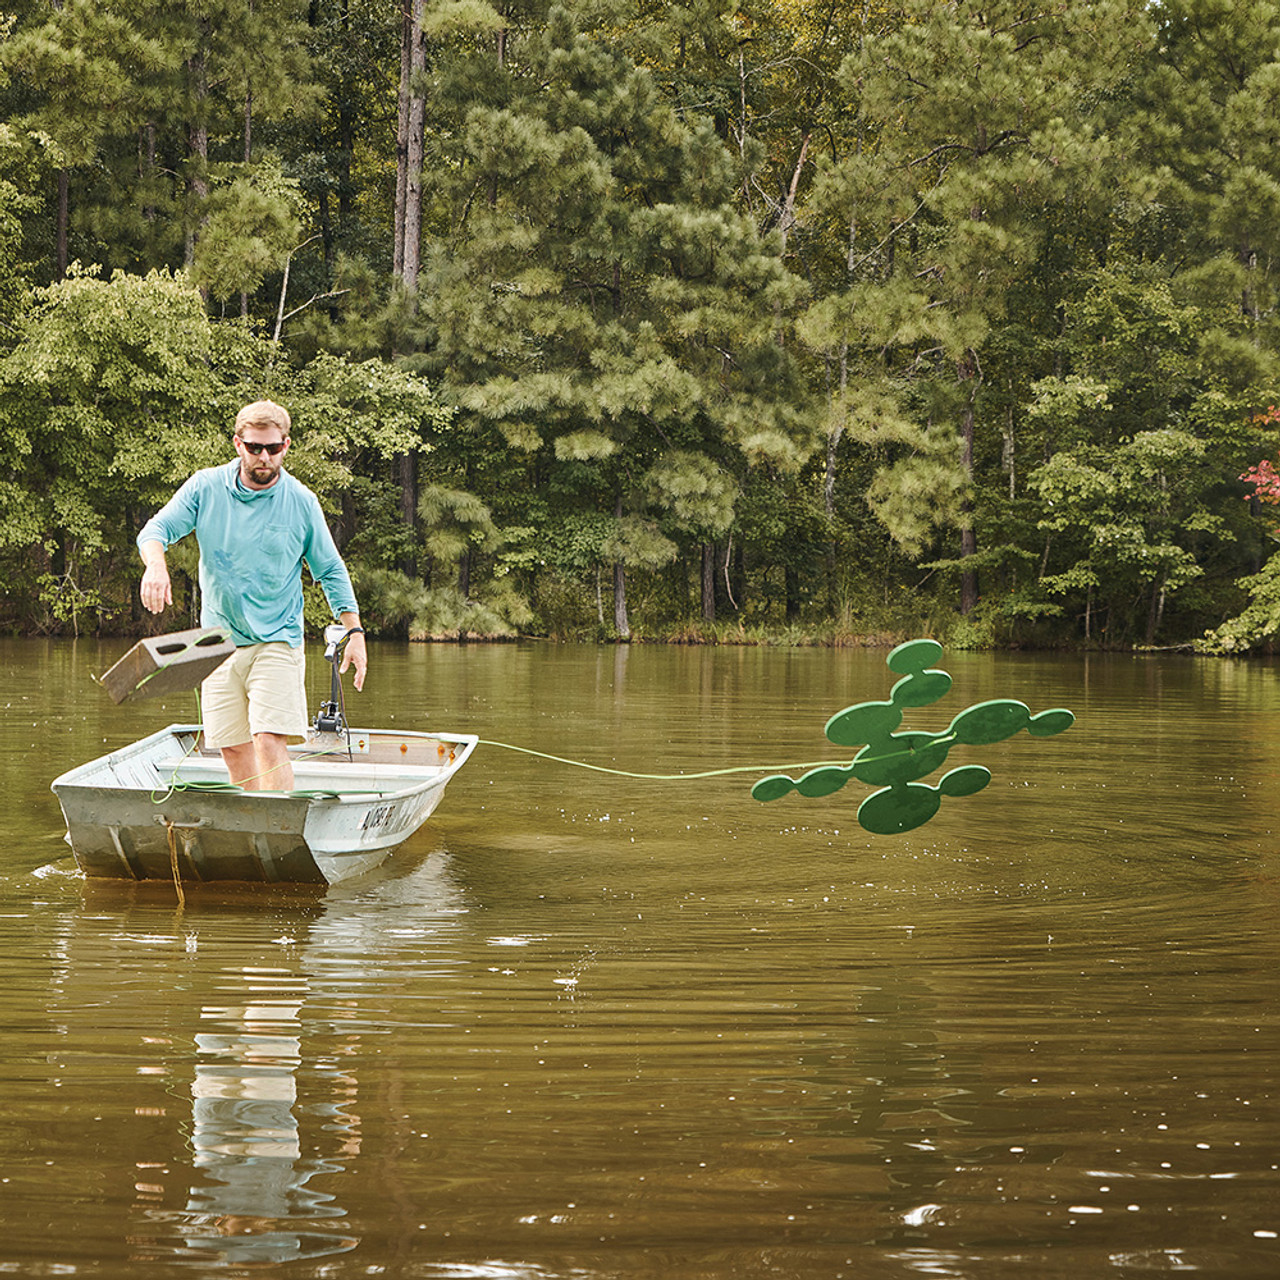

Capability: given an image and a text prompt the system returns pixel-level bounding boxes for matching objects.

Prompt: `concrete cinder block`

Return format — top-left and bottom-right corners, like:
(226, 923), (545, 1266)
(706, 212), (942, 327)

(99, 627), (234, 704)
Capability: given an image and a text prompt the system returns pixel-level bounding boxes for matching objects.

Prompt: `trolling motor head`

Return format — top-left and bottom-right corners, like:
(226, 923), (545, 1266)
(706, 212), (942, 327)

(313, 623), (351, 736)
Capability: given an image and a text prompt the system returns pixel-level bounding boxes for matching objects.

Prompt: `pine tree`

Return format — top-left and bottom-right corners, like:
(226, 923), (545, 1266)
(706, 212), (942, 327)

(799, 0), (1150, 615)
(414, 3), (818, 634)
(3, 0), (318, 303)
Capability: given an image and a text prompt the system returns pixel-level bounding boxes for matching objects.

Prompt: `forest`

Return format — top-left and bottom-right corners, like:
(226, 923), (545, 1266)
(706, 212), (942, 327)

(4, 0), (1280, 651)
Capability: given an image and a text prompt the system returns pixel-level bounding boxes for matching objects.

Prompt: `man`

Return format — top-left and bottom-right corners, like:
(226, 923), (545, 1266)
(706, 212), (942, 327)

(137, 399), (368, 790)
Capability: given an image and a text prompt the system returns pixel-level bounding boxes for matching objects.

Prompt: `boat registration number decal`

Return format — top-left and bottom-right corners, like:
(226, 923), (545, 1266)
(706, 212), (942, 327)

(361, 802), (399, 832)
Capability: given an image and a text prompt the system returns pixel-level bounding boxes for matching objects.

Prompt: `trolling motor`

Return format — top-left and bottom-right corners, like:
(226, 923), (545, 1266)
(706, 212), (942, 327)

(313, 623), (352, 739)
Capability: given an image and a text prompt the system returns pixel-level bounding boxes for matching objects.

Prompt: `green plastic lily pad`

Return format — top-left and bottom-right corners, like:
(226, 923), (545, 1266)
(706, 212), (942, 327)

(886, 638), (944, 675)
(857, 783), (941, 834)
(850, 732), (952, 786)
(948, 699), (1031, 745)
(1027, 708), (1075, 737)
(795, 765), (854, 798)
(936, 764), (991, 797)
(825, 699), (901, 747)
(749, 637), (1075, 834)
(890, 668), (952, 708)
(751, 774), (796, 803)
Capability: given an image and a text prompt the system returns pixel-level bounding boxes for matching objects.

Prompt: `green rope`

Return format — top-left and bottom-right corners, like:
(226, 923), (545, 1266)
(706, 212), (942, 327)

(150, 706), (943, 797)
(151, 737), (874, 797)
(473, 738), (934, 781)
(159, 779), (376, 799)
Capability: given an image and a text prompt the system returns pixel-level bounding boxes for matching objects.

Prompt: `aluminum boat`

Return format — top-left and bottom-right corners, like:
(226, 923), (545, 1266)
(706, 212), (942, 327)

(51, 724), (477, 885)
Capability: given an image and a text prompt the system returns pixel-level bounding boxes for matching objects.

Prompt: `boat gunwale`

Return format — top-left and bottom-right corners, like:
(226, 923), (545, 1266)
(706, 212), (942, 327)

(52, 724), (479, 801)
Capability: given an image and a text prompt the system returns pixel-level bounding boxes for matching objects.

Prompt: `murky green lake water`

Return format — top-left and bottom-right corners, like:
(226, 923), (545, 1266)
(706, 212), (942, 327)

(1, 638), (1278, 1277)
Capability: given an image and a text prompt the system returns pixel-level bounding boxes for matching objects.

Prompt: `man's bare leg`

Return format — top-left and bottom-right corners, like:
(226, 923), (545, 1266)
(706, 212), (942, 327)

(220, 733), (294, 790)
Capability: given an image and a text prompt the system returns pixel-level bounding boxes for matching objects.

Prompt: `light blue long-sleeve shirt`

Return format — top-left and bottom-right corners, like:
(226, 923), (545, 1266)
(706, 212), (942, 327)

(137, 460), (358, 647)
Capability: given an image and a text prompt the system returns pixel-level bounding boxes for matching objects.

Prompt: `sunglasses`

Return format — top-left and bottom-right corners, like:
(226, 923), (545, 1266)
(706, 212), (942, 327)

(236, 436), (286, 456)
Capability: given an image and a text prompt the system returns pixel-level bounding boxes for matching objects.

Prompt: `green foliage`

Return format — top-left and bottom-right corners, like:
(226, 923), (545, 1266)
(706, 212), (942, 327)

(865, 430), (971, 560)
(0, 266), (457, 632)
(10, 0), (1280, 648)
(418, 483), (501, 566)
(1027, 428), (1227, 642)
(190, 160), (304, 303)
(355, 568), (530, 640)
(417, 4), (820, 629)
(2, 0), (318, 295)
(601, 516), (677, 572)
(0, 118), (38, 331)
(1200, 554), (1280, 653)
(0, 266), (245, 517)
(642, 451), (736, 536)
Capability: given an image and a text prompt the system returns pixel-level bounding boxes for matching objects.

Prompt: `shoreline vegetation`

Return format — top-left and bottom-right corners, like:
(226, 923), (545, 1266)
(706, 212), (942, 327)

(11, 551), (1278, 656)
(398, 632), (1224, 652)
(8, 4), (1280, 658)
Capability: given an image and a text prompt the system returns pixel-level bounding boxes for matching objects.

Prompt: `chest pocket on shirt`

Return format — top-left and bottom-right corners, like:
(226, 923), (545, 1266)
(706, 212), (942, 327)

(259, 523), (302, 568)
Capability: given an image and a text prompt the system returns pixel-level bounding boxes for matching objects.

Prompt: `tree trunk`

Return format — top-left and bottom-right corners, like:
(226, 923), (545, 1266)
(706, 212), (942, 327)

(958, 350), (980, 615)
(1146, 577), (1165, 645)
(1241, 246), (1260, 322)
(776, 133), (810, 249)
(393, 2), (411, 278)
(785, 564), (801, 621)
(337, 0), (354, 227)
(1003, 397), (1016, 499)
(398, 451), (418, 578)
(244, 0), (255, 163)
(55, 169), (68, 279)
(959, 525), (978, 614)
(613, 562), (630, 639)
(51, 0), (69, 280)
(731, 539), (746, 615)
(824, 204), (855, 605)
(142, 123), (157, 223)
(721, 539), (740, 613)
(611, 494), (631, 638)
(402, 60), (425, 291)
(458, 547), (471, 598)
(391, 0), (426, 578)
(701, 542), (715, 622)
(185, 30), (210, 274)
(242, 76), (252, 323)
(394, 0), (425, 290)
(318, 189), (333, 270)
(339, 488), (356, 550)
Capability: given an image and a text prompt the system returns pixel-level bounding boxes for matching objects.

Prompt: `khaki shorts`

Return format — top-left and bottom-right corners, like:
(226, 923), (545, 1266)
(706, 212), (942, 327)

(201, 642), (307, 748)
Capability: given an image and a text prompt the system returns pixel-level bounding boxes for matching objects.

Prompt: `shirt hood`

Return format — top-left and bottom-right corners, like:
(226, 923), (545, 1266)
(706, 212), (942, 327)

(223, 457), (287, 503)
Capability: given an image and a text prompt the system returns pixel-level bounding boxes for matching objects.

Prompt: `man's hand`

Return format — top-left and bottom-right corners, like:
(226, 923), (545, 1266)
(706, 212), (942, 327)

(338, 615), (367, 691)
(139, 542), (172, 615)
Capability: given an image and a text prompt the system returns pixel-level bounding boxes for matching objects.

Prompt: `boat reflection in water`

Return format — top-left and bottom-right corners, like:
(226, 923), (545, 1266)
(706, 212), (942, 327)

(176, 975), (357, 1265)
(107, 850), (466, 1267)
(127, 958), (358, 1267)
(32, 849), (416, 1267)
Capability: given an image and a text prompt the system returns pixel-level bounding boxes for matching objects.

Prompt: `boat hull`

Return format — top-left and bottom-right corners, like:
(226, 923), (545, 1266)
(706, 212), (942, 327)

(51, 725), (477, 885)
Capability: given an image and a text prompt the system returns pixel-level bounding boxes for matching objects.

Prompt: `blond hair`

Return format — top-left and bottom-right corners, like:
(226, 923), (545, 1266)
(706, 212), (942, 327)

(234, 399), (291, 437)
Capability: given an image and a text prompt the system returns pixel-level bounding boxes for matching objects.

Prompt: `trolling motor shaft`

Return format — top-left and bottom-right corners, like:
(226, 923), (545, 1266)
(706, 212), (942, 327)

(313, 623), (351, 736)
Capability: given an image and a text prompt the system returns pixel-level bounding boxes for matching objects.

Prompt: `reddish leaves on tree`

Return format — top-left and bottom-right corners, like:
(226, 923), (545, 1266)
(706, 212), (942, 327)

(1241, 407), (1280, 504)
(1242, 457), (1280, 504)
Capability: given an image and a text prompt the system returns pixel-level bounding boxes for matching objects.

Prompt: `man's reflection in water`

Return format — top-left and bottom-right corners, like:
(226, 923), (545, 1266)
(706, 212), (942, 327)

(144, 969), (358, 1267)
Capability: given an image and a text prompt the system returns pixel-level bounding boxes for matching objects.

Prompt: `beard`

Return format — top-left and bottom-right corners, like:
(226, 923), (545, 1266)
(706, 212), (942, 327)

(242, 458), (279, 487)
